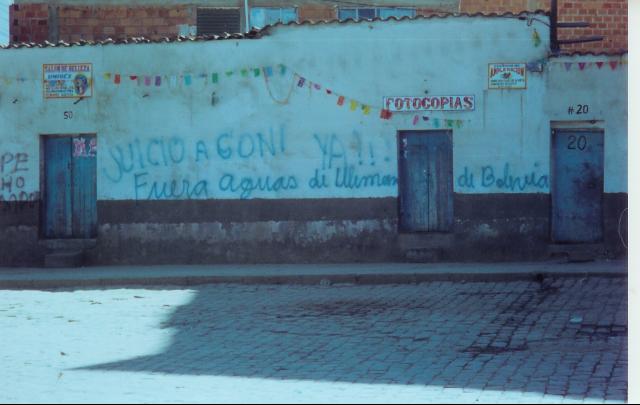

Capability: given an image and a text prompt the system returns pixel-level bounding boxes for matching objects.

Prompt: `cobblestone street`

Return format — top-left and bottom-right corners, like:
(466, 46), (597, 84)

(0, 277), (627, 403)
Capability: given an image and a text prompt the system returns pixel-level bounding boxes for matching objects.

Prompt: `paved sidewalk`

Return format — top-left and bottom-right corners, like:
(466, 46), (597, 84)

(0, 277), (628, 403)
(0, 259), (628, 289)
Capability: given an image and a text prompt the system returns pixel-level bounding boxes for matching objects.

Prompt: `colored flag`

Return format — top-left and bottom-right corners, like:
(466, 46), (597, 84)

(422, 116), (430, 122)
(103, 73), (112, 81)
(184, 74), (192, 86)
(446, 119), (453, 128)
(456, 120), (463, 128)
(211, 73), (219, 83)
(313, 83), (321, 90)
(596, 61), (604, 69)
(578, 62), (587, 70)
(144, 76), (152, 86)
(413, 115), (419, 125)
(433, 118), (440, 128)
(253, 68), (261, 77)
(337, 96), (345, 106)
(564, 62), (572, 71)
(297, 77), (306, 87)
(155, 76), (162, 86)
(264, 66), (273, 77)
(380, 109), (392, 120)
(114, 74), (121, 84)
(129, 75), (138, 81)
(241, 69), (249, 77)
(362, 105), (371, 115)
(349, 100), (358, 111)
(609, 61), (618, 70)
(279, 64), (287, 75)
(169, 75), (178, 88)
(326, 89), (332, 95)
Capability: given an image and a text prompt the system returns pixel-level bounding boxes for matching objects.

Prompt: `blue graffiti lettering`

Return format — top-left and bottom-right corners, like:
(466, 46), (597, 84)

(219, 173), (298, 199)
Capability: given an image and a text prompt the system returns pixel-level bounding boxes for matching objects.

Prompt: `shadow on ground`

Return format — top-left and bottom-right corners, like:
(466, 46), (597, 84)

(79, 278), (628, 401)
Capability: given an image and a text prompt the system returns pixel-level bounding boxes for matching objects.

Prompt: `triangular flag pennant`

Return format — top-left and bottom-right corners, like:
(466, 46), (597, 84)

(380, 109), (392, 120)
(211, 73), (219, 84)
(433, 118), (440, 128)
(413, 115), (419, 125)
(596, 61), (604, 69)
(155, 76), (162, 86)
(170, 75), (178, 88)
(422, 116), (430, 122)
(279, 64), (287, 75)
(313, 83), (321, 90)
(240, 69), (249, 78)
(337, 96), (345, 106)
(144, 76), (152, 86)
(225, 71), (234, 77)
(184, 74), (192, 86)
(564, 62), (572, 71)
(326, 89), (332, 95)
(349, 100), (358, 111)
(264, 67), (273, 77)
(114, 74), (121, 85)
(297, 77), (306, 87)
(446, 119), (453, 128)
(362, 105), (371, 115)
(253, 68), (261, 77)
(103, 73), (112, 81)
(609, 61), (618, 70)
(456, 120), (463, 128)
(129, 75), (138, 81)
(578, 62), (587, 71)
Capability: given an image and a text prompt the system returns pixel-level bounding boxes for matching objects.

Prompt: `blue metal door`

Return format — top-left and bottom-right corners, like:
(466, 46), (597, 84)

(44, 137), (73, 238)
(552, 129), (604, 242)
(44, 135), (97, 239)
(71, 136), (97, 238)
(399, 131), (453, 232)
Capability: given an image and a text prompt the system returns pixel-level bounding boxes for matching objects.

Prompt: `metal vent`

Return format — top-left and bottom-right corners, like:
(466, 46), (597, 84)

(197, 8), (241, 35)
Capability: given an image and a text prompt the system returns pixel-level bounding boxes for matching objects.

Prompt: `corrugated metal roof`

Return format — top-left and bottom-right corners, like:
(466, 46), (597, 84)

(2, 10), (549, 50)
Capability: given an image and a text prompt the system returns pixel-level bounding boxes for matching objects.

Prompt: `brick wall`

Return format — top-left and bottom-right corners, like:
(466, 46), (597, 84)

(460, 0), (627, 53)
(10, 3), (195, 43)
(9, 1), (627, 53)
(10, 3), (49, 44)
(298, 4), (337, 21)
(555, 0), (627, 53)
(56, 5), (194, 42)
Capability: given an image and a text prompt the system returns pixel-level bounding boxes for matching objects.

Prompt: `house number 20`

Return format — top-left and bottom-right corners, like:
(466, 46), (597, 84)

(568, 135), (587, 151)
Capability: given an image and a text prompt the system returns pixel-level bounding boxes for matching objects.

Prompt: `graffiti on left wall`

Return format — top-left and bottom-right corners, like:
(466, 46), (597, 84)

(0, 152), (39, 212)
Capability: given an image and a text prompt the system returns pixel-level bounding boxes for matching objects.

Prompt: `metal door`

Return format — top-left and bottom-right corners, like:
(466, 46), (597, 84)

(398, 130), (453, 232)
(552, 129), (604, 242)
(43, 135), (97, 238)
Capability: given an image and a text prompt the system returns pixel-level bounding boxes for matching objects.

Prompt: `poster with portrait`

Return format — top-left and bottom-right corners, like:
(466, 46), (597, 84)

(43, 63), (93, 98)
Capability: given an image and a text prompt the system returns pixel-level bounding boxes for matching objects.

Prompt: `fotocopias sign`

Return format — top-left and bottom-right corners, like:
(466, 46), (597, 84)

(383, 95), (475, 112)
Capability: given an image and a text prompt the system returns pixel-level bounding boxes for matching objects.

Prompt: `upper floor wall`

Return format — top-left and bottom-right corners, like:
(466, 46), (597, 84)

(7, 0), (627, 54)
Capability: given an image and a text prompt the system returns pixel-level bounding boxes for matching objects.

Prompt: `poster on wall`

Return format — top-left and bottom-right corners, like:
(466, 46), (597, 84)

(488, 63), (526, 89)
(383, 96), (475, 112)
(43, 63), (93, 99)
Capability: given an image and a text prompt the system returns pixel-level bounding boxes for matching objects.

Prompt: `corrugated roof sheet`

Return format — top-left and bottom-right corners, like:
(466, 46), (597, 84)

(2, 10), (549, 50)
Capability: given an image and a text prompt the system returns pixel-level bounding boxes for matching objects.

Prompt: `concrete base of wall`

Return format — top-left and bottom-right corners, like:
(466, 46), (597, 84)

(0, 194), (628, 267)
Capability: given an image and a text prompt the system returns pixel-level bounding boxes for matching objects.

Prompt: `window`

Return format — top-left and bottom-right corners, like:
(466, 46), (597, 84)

(197, 8), (241, 35)
(338, 7), (416, 21)
(249, 7), (297, 29)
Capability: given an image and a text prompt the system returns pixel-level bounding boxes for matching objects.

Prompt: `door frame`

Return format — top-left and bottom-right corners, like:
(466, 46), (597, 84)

(549, 125), (605, 243)
(396, 129), (454, 233)
(39, 133), (97, 239)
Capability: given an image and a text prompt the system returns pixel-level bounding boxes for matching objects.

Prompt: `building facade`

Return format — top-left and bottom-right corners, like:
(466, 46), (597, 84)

(8, 0), (628, 54)
(0, 12), (628, 266)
